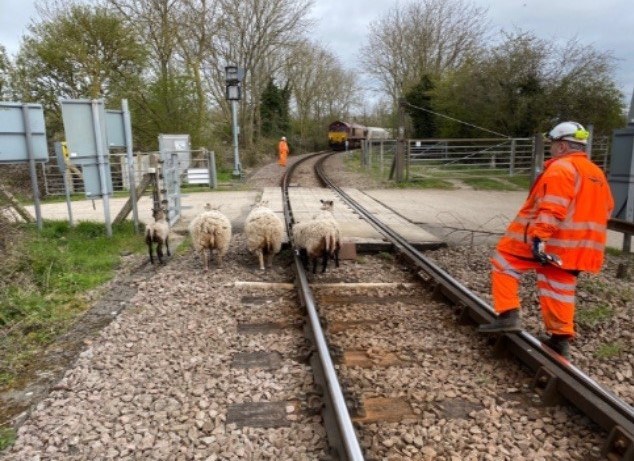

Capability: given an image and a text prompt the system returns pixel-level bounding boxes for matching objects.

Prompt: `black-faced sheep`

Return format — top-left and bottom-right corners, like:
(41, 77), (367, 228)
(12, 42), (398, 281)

(244, 201), (284, 271)
(292, 218), (340, 274)
(188, 205), (232, 272)
(145, 208), (171, 265)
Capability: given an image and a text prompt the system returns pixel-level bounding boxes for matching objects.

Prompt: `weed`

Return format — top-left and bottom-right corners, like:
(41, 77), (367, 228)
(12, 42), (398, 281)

(595, 341), (622, 359)
(0, 220), (145, 388)
(576, 304), (614, 328)
(0, 427), (16, 451)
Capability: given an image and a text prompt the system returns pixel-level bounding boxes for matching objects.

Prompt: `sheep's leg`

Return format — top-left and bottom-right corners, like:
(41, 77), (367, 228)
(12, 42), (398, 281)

(256, 249), (265, 271)
(334, 246), (340, 268)
(165, 237), (171, 257)
(266, 253), (273, 269)
(148, 243), (154, 265)
(157, 241), (164, 264)
(202, 249), (209, 272)
(321, 250), (328, 273)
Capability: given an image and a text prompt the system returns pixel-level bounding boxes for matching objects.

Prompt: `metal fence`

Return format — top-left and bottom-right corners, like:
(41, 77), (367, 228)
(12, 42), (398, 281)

(361, 135), (612, 183)
(41, 149), (217, 196)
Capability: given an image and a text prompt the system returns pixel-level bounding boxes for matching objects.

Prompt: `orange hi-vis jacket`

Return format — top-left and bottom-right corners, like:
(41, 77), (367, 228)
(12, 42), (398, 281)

(497, 151), (614, 273)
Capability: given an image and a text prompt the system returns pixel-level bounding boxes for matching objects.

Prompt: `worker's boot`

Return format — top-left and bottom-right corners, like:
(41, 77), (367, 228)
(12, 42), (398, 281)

(539, 334), (571, 360)
(478, 308), (521, 333)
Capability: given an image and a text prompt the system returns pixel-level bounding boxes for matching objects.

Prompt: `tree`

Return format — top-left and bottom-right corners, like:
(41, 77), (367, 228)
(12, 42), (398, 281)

(360, 0), (488, 105)
(432, 31), (625, 138)
(0, 45), (13, 100)
(213, 0), (312, 146)
(404, 74), (436, 137)
(260, 79), (290, 137)
(12, 4), (147, 139)
(284, 40), (359, 150)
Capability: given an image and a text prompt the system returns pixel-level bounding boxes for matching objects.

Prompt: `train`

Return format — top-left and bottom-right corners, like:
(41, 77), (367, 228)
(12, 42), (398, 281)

(328, 121), (390, 151)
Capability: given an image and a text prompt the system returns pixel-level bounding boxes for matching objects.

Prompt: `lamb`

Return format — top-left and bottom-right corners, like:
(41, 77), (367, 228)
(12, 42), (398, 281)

(292, 217), (341, 274)
(244, 200), (284, 271)
(145, 208), (171, 265)
(188, 204), (232, 272)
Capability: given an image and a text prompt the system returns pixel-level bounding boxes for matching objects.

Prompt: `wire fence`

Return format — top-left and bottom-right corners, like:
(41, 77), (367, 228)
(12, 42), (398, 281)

(40, 149), (217, 196)
(360, 135), (612, 185)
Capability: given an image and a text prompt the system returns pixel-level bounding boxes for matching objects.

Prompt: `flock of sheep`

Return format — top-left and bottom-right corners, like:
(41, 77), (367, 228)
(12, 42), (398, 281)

(145, 199), (341, 273)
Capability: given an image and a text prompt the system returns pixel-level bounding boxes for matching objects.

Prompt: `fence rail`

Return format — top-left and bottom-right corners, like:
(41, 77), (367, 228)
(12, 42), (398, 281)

(361, 135), (612, 184)
(41, 149), (217, 196)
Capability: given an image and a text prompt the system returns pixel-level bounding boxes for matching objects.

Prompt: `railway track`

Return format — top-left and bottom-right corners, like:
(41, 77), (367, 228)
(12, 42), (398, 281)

(285, 152), (634, 460)
(4, 151), (632, 460)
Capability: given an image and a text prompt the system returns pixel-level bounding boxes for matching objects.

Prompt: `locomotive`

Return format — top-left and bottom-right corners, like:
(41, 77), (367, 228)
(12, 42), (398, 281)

(328, 120), (389, 151)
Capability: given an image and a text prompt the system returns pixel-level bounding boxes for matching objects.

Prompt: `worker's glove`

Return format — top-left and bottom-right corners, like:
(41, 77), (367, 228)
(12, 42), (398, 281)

(532, 237), (549, 265)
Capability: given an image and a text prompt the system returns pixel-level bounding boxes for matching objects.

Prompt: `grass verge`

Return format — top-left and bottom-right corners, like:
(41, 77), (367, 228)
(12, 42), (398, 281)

(0, 220), (145, 389)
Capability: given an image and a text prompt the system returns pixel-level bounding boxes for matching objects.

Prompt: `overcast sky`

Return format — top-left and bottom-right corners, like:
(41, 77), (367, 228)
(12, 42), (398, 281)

(2, 0), (633, 108)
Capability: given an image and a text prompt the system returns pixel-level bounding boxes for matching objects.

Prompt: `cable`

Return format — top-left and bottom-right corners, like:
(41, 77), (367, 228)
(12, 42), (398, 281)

(401, 100), (511, 139)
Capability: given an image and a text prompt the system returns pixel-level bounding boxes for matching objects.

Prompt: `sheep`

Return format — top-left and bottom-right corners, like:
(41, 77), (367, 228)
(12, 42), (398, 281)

(292, 218), (341, 274)
(145, 208), (171, 265)
(309, 198), (341, 268)
(244, 200), (284, 271)
(188, 204), (232, 272)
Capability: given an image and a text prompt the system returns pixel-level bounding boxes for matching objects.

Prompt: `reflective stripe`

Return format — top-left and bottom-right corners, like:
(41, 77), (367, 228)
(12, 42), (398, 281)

(502, 231), (526, 244)
(539, 288), (575, 303)
(558, 160), (577, 175)
(542, 194), (570, 207)
(558, 221), (607, 232)
(548, 239), (606, 251)
(537, 274), (577, 291)
(535, 214), (560, 225)
(492, 251), (521, 279)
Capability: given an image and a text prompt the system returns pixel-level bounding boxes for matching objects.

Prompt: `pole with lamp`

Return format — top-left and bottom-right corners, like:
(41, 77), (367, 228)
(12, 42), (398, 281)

(225, 66), (245, 178)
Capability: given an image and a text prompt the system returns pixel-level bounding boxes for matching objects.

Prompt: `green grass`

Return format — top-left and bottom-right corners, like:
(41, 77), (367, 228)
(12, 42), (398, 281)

(576, 304), (614, 328)
(504, 175), (531, 189)
(461, 177), (521, 191)
(0, 220), (145, 388)
(398, 178), (456, 189)
(595, 341), (623, 359)
(0, 428), (16, 451)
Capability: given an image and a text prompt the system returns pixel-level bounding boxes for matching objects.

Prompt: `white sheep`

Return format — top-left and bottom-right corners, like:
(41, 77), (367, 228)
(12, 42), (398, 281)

(145, 208), (171, 265)
(244, 200), (284, 271)
(292, 218), (340, 274)
(188, 204), (232, 272)
(311, 198), (341, 268)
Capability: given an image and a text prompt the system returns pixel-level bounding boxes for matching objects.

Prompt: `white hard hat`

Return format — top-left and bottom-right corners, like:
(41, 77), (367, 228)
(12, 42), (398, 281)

(281, 136), (286, 141)
(546, 121), (589, 145)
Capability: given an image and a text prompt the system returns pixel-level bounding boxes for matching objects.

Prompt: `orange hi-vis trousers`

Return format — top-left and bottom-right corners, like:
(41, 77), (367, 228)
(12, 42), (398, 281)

(491, 250), (578, 336)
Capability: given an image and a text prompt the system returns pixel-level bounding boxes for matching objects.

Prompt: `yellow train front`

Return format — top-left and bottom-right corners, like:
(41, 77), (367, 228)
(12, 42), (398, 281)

(328, 121), (367, 151)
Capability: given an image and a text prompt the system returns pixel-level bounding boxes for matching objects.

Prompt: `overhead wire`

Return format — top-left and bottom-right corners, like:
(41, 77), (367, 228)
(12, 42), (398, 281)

(401, 100), (511, 139)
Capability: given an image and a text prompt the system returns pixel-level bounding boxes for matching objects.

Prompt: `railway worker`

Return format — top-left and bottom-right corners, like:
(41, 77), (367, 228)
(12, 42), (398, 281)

(478, 121), (614, 359)
(278, 136), (289, 167)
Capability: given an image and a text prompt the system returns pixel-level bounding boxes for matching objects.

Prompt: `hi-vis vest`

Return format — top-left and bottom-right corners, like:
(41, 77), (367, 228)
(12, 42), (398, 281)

(497, 151), (614, 273)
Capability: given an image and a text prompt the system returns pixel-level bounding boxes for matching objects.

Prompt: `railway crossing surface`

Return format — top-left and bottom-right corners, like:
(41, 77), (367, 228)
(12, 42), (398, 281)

(25, 188), (631, 251)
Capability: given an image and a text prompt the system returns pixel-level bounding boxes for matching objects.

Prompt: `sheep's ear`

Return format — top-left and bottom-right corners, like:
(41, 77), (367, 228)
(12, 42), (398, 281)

(320, 199), (324, 204)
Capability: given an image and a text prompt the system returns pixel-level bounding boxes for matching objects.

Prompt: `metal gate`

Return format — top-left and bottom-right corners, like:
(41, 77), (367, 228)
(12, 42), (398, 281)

(159, 151), (182, 226)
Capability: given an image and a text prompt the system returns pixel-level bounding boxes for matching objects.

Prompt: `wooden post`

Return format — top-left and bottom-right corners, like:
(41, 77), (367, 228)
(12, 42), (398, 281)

(531, 134), (544, 185)
(0, 184), (35, 223)
(113, 173), (153, 225)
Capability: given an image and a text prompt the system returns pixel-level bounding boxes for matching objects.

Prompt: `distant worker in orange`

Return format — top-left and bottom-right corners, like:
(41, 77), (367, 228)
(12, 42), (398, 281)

(278, 136), (289, 167)
(478, 121), (614, 359)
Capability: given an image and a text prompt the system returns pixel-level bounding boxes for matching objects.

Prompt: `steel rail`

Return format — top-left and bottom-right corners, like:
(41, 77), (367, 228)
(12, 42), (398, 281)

(315, 152), (634, 460)
(281, 152), (364, 461)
